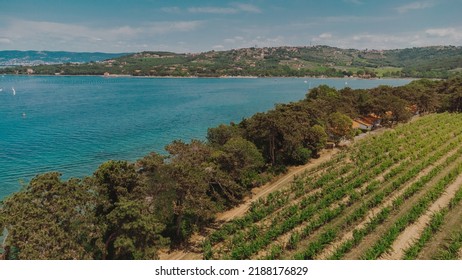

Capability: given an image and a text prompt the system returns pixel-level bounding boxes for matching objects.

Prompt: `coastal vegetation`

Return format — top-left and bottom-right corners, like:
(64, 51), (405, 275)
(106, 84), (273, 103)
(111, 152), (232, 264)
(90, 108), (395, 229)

(3, 45), (462, 78)
(1, 76), (462, 259)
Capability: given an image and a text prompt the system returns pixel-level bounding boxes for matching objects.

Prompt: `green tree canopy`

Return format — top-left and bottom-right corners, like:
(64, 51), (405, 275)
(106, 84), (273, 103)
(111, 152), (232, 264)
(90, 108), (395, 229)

(93, 160), (167, 259)
(215, 136), (264, 188)
(0, 173), (99, 260)
(327, 112), (354, 144)
(207, 123), (241, 146)
(165, 140), (217, 240)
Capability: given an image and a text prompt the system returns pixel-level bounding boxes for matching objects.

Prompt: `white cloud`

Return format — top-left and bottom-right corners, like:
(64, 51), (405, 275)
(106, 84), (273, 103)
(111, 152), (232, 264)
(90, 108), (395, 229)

(425, 27), (462, 38)
(0, 38), (12, 44)
(160, 21), (202, 33)
(161, 6), (181, 13)
(323, 15), (395, 24)
(396, 1), (435, 14)
(312, 33), (335, 44)
(250, 36), (285, 46)
(3, 20), (202, 40)
(289, 15), (396, 32)
(224, 36), (245, 44)
(212, 44), (225, 50)
(0, 19), (203, 52)
(232, 3), (262, 13)
(310, 27), (462, 50)
(222, 35), (286, 49)
(319, 33), (333, 39)
(188, 7), (237, 14)
(342, 33), (428, 49)
(343, 0), (363, 4)
(188, 3), (261, 14)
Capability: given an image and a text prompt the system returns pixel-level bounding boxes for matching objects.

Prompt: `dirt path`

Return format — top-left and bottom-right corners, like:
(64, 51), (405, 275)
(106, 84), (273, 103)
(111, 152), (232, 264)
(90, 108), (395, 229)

(159, 147), (340, 260)
(161, 251), (202, 260)
(158, 128), (399, 260)
(159, 249), (196, 260)
(217, 148), (340, 222)
(381, 172), (462, 259)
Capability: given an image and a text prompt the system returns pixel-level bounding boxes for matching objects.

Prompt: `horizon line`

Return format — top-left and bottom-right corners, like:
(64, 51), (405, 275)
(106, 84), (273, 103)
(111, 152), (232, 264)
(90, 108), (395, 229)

(1, 44), (462, 54)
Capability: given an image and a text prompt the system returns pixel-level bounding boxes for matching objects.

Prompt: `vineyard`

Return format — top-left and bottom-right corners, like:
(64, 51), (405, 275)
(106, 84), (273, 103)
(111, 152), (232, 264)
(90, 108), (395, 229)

(202, 113), (462, 260)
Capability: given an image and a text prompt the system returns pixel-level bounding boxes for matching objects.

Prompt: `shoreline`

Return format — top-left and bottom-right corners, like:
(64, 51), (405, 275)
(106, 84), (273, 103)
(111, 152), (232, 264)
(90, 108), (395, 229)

(0, 76), (415, 202)
(1, 73), (417, 81)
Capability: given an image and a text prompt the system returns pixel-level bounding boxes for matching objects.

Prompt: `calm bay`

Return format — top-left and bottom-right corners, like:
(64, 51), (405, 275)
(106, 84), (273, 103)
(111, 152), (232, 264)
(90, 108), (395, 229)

(0, 76), (412, 199)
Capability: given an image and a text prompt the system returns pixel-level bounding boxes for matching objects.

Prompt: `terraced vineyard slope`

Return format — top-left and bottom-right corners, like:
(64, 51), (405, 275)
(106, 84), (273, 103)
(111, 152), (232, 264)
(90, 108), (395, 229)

(203, 113), (462, 260)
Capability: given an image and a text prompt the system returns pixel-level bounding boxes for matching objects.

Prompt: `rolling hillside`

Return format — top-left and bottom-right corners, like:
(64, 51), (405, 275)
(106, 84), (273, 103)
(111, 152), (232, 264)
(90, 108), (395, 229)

(202, 113), (462, 260)
(3, 46), (462, 78)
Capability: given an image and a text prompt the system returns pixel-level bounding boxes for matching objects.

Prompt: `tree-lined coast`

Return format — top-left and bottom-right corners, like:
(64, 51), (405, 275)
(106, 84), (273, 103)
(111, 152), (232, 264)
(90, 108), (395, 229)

(3, 46), (462, 79)
(2, 76), (462, 259)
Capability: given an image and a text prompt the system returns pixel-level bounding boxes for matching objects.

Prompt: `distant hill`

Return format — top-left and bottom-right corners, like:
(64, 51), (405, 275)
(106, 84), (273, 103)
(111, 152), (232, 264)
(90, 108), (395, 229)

(0, 50), (130, 67)
(2, 46), (462, 78)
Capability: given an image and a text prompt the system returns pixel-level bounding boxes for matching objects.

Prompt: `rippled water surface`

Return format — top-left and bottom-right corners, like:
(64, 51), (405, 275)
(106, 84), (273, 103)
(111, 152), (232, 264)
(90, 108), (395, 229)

(0, 75), (412, 199)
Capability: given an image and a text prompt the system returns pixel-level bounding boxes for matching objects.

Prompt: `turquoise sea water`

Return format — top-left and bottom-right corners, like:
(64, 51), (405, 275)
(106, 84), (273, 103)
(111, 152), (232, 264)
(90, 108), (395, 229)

(0, 76), (412, 199)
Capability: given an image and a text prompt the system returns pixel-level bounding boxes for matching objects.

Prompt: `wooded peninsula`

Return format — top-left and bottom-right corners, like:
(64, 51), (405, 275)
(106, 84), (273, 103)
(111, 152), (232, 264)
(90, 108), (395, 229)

(3, 45), (462, 79)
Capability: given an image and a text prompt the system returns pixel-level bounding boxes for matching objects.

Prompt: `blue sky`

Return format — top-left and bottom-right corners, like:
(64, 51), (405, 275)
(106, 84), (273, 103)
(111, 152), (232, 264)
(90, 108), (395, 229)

(0, 0), (461, 52)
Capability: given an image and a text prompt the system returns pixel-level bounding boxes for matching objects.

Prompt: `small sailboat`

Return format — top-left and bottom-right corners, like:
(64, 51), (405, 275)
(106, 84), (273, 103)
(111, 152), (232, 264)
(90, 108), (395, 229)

(12, 87), (16, 95)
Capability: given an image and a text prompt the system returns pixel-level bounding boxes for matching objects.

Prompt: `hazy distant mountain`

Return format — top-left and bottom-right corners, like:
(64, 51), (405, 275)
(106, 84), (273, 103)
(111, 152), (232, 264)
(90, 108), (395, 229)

(0, 50), (130, 66)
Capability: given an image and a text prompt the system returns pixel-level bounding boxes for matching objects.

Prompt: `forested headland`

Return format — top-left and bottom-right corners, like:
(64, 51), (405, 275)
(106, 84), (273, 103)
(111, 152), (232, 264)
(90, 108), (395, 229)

(1, 76), (462, 259)
(3, 45), (462, 79)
